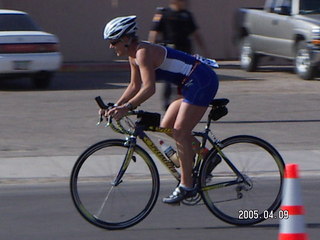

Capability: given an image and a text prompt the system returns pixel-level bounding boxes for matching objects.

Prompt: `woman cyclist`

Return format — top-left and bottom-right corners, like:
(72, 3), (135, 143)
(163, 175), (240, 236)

(102, 15), (219, 204)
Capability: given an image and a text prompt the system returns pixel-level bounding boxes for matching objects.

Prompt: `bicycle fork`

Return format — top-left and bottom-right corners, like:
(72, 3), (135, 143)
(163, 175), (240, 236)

(112, 136), (137, 186)
(94, 137), (137, 219)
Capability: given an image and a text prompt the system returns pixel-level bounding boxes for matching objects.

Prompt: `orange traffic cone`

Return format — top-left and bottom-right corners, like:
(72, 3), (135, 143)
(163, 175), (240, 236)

(278, 164), (309, 240)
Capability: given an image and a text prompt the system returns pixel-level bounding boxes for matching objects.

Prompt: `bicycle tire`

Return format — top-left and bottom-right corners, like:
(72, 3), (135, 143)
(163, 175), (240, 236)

(200, 135), (284, 226)
(70, 139), (160, 230)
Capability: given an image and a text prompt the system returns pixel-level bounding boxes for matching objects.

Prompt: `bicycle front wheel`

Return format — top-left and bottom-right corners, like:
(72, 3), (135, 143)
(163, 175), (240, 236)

(200, 135), (284, 225)
(70, 139), (160, 230)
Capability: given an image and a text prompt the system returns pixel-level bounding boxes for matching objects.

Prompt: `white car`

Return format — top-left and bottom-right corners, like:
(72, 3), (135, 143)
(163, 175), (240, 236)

(0, 9), (62, 88)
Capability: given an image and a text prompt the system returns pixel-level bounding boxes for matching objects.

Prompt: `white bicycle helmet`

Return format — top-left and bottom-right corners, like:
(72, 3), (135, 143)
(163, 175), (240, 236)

(103, 15), (138, 40)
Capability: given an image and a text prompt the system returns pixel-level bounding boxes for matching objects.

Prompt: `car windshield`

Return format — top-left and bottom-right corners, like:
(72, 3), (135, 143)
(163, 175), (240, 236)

(300, 0), (320, 14)
(0, 13), (41, 31)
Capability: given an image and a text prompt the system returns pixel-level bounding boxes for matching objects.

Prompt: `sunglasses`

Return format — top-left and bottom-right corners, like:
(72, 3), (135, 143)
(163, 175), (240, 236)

(110, 39), (121, 46)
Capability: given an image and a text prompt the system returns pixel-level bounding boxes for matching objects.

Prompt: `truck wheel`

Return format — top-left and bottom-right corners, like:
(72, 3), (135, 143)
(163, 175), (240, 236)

(295, 41), (316, 80)
(240, 36), (259, 72)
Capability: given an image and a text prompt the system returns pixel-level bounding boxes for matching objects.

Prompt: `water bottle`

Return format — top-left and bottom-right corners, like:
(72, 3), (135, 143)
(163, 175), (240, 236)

(159, 140), (180, 168)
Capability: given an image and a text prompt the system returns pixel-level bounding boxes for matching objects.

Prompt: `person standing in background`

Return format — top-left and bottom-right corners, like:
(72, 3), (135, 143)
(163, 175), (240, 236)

(149, 0), (209, 110)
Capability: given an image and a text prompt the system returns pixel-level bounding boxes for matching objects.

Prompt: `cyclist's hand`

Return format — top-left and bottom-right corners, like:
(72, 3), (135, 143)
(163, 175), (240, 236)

(99, 109), (106, 116)
(107, 105), (129, 121)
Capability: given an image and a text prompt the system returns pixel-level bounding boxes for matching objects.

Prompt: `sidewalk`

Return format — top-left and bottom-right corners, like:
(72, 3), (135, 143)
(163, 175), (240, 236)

(0, 150), (319, 182)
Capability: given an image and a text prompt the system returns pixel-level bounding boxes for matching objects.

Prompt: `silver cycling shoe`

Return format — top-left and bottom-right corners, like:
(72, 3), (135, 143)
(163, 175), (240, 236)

(163, 186), (197, 204)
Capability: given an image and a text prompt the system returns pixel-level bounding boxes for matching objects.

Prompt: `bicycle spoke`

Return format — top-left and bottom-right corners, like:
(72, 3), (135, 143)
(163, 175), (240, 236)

(70, 140), (159, 230)
(94, 185), (115, 218)
(200, 135), (284, 226)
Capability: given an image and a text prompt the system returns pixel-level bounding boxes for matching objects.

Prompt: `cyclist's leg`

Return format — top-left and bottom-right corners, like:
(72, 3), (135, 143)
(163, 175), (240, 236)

(161, 97), (202, 156)
(162, 102), (207, 204)
(160, 97), (182, 129)
(173, 101), (207, 188)
(162, 65), (218, 203)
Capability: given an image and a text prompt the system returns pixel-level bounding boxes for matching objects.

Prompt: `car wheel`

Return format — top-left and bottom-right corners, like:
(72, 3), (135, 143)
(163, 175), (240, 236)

(240, 36), (259, 72)
(295, 41), (317, 80)
(32, 71), (52, 89)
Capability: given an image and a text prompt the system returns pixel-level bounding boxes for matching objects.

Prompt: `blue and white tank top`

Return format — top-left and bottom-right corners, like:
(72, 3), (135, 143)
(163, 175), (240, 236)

(155, 46), (197, 85)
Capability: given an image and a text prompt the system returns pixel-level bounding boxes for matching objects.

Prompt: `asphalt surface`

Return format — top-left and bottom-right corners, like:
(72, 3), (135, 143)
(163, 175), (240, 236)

(0, 60), (319, 239)
(0, 179), (319, 240)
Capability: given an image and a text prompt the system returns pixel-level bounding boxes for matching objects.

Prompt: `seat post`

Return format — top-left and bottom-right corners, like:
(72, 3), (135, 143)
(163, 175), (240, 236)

(205, 108), (212, 131)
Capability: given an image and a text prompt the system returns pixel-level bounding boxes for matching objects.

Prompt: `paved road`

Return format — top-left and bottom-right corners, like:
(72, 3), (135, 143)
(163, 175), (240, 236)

(0, 61), (319, 239)
(0, 179), (319, 240)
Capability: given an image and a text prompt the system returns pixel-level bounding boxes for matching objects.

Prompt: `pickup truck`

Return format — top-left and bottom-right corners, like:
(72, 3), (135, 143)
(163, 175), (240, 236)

(235, 0), (320, 80)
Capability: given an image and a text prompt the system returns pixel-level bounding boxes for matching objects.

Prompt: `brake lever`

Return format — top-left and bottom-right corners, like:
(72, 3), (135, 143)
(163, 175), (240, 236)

(97, 114), (104, 126)
(106, 115), (112, 127)
(95, 96), (115, 126)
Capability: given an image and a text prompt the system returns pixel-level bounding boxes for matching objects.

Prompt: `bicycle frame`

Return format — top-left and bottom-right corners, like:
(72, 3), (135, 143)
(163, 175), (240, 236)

(130, 126), (181, 180)
(110, 113), (251, 191)
(95, 95), (251, 191)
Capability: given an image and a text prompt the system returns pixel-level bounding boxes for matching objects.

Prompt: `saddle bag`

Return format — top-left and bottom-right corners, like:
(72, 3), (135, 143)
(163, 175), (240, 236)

(209, 106), (228, 121)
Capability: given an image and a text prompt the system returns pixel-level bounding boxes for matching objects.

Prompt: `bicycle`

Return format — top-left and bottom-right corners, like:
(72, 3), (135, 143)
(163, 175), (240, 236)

(70, 96), (285, 230)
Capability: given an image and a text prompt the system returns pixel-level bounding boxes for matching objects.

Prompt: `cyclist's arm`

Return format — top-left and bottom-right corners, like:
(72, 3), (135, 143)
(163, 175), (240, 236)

(107, 60), (144, 120)
(126, 47), (156, 108)
(115, 58), (142, 106)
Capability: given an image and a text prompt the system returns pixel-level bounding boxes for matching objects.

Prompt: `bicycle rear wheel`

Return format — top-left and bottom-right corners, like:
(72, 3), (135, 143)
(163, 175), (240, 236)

(200, 135), (284, 225)
(70, 139), (160, 230)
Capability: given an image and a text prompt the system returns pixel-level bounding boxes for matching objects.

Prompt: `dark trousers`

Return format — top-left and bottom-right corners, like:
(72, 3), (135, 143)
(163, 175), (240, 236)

(162, 82), (172, 110)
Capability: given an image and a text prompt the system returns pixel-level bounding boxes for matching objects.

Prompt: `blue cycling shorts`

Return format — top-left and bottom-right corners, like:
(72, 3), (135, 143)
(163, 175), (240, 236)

(181, 63), (219, 107)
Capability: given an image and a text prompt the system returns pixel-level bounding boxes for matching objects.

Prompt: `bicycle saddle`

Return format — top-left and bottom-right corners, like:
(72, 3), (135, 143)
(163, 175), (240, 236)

(210, 98), (229, 107)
